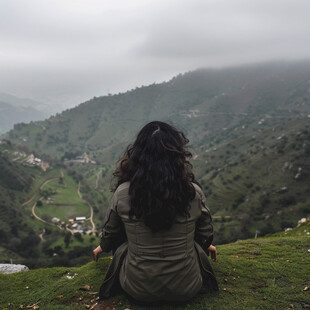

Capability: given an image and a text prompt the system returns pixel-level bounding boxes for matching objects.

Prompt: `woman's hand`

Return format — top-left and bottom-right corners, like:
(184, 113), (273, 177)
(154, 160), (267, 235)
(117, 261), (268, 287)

(93, 245), (103, 262)
(206, 245), (217, 261)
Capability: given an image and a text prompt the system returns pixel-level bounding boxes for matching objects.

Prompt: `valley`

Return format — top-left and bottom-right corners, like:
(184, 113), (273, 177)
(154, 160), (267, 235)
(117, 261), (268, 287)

(1, 61), (310, 268)
(0, 141), (102, 268)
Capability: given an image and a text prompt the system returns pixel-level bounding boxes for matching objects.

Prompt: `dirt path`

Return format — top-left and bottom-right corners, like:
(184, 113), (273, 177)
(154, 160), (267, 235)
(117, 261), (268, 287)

(39, 229), (46, 241)
(31, 173), (93, 235)
(39, 177), (59, 190)
(60, 168), (67, 187)
(79, 181), (96, 234)
(95, 170), (101, 189)
(22, 193), (37, 206)
(31, 199), (48, 224)
(77, 182), (82, 199)
(30, 171), (64, 227)
(23, 176), (59, 206)
(87, 203), (96, 234)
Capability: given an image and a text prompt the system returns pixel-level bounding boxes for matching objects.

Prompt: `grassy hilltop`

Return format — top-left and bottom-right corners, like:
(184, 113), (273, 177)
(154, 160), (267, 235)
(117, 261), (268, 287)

(0, 220), (309, 310)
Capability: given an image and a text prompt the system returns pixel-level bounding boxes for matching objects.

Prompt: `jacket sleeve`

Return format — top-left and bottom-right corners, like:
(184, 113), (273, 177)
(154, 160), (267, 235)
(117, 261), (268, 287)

(194, 188), (214, 251)
(99, 191), (126, 253)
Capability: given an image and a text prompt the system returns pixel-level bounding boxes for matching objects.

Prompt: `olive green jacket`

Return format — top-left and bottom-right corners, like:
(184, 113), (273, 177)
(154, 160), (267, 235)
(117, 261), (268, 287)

(99, 182), (218, 302)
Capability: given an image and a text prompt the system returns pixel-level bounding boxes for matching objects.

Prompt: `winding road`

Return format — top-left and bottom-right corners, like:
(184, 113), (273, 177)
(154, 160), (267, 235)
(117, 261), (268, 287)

(31, 199), (47, 224)
(31, 176), (62, 223)
(87, 203), (96, 234)
(26, 172), (96, 236)
(22, 193), (37, 207)
(77, 181), (82, 199)
(78, 181), (96, 234)
(95, 170), (101, 189)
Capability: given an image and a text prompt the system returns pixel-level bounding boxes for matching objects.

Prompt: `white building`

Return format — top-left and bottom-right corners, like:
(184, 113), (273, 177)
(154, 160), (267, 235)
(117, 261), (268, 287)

(76, 217), (86, 221)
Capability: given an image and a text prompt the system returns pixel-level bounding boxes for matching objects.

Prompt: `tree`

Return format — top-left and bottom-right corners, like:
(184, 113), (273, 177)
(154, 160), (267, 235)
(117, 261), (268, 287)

(64, 232), (72, 248)
(74, 232), (83, 242)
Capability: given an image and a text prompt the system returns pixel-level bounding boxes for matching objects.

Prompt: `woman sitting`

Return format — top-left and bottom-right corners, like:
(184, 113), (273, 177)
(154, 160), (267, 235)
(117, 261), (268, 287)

(93, 121), (218, 303)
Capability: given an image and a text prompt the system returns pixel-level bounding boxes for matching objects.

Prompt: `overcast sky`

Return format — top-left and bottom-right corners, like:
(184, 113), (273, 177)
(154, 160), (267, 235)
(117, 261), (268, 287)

(1, 0), (310, 109)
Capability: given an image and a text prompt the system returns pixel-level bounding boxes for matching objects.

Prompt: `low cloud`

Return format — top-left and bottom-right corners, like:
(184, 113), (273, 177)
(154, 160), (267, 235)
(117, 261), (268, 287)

(1, 0), (310, 107)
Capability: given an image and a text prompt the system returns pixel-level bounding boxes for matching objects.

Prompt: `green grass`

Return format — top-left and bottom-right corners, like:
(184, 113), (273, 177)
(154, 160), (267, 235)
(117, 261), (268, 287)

(35, 172), (90, 222)
(49, 234), (100, 253)
(1, 221), (309, 310)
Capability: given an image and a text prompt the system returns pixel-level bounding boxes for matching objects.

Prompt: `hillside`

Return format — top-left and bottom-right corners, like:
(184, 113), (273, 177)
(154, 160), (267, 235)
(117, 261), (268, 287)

(0, 101), (46, 135)
(78, 116), (310, 245)
(0, 141), (103, 268)
(0, 219), (309, 310)
(4, 61), (310, 162)
(193, 116), (310, 244)
(0, 92), (51, 134)
(2, 60), (310, 246)
(0, 92), (66, 134)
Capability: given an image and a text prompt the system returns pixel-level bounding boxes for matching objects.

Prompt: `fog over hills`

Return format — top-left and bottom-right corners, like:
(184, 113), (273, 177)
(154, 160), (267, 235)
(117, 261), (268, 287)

(5, 61), (310, 161)
(0, 93), (64, 134)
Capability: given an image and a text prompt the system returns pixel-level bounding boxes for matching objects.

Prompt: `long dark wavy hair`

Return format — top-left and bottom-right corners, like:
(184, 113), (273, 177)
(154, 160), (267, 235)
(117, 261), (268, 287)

(113, 121), (197, 232)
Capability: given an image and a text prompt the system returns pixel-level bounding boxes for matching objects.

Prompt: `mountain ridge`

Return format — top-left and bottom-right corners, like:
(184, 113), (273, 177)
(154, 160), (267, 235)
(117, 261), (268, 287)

(4, 60), (310, 161)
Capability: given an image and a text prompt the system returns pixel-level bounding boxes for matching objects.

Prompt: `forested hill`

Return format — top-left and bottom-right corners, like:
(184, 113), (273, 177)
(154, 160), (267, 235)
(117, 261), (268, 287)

(4, 60), (310, 163)
(2, 60), (310, 247)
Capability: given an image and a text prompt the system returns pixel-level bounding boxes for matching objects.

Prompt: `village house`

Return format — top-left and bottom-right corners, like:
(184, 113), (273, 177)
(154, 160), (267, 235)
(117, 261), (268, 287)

(25, 154), (42, 166)
(76, 216), (86, 222)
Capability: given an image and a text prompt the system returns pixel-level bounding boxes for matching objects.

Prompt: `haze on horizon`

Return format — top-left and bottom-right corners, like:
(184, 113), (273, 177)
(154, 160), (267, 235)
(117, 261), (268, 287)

(1, 0), (310, 109)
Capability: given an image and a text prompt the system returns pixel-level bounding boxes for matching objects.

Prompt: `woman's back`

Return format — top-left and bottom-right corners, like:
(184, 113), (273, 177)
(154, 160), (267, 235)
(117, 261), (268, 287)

(102, 181), (213, 302)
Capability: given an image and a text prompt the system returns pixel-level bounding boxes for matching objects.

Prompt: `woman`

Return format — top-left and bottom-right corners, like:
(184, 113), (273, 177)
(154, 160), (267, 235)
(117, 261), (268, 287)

(93, 121), (218, 303)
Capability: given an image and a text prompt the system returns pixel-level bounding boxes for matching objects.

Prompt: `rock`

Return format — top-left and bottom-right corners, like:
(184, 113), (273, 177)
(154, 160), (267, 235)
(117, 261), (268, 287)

(0, 264), (29, 274)
(298, 218), (307, 226)
(276, 186), (288, 193)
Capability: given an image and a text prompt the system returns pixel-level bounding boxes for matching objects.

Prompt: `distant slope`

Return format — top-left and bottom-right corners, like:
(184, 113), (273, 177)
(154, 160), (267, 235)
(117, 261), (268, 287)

(193, 117), (310, 244)
(0, 219), (309, 310)
(0, 101), (45, 134)
(0, 93), (45, 109)
(3, 60), (310, 246)
(4, 60), (310, 161)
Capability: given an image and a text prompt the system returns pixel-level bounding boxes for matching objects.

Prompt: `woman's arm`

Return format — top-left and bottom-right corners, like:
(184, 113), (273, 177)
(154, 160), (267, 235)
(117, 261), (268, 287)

(93, 190), (126, 261)
(93, 245), (102, 262)
(195, 188), (217, 261)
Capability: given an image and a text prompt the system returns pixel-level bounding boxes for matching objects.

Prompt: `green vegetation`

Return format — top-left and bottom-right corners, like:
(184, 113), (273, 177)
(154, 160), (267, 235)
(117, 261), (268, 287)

(5, 61), (310, 163)
(1, 60), (310, 267)
(48, 234), (99, 253)
(35, 172), (90, 222)
(0, 221), (309, 310)
(0, 142), (104, 268)
(0, 62), (310, 254)
(194, 117), (310, 244)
